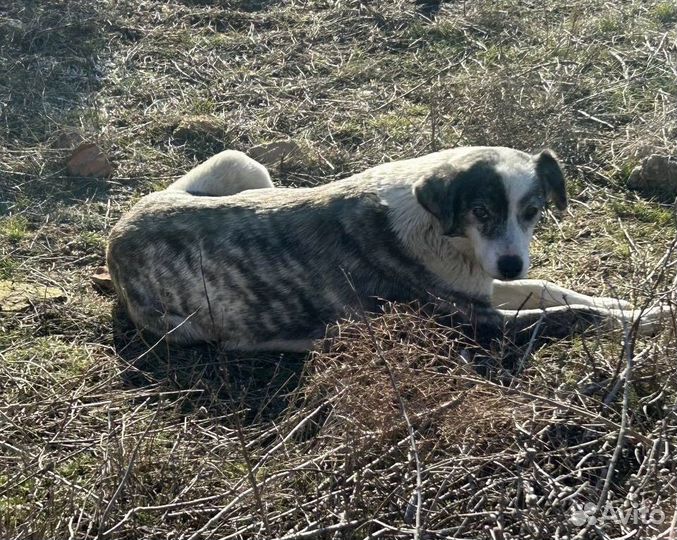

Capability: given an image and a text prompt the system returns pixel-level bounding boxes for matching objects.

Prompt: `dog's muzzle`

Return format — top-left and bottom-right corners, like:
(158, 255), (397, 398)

(497, 255), (523, 280)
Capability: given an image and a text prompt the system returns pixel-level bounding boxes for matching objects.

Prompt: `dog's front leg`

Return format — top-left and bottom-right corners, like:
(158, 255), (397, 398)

(492, 279), (633, 311)
(497, 303), (668, 348)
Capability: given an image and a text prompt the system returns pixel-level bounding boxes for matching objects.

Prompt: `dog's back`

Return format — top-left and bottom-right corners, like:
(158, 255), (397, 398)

(107, 178), (450, 347)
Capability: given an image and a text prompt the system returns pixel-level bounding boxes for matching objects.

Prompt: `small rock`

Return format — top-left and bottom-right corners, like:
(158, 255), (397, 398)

(66, 142), (113, 179)
(0, 281), (65, 312)
(248, 140), (303, 167)
(173, 115), (225, 140)
(627, 154), (677, 201)
(91, 266), (114, 294)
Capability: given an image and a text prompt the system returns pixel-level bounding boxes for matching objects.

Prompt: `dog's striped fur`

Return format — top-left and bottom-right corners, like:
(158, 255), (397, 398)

(107, 148), (666, 352)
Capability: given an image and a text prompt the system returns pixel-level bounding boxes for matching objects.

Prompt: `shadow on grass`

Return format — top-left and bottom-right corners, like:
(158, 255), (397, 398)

(175, 0), (278, 11)
(111, 304), (309, 424)
(0, 1), (114, 211)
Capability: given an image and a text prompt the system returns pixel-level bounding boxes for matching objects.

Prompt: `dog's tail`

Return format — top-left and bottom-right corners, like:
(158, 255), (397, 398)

(166, 150), (273, 196)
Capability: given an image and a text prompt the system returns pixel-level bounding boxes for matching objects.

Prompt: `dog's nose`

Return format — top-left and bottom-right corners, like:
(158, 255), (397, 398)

(497, 255), (523, 280)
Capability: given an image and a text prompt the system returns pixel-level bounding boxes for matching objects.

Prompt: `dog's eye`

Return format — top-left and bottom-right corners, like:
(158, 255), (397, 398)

(523, 206), (540, 221)
(472, 206), (490, 221)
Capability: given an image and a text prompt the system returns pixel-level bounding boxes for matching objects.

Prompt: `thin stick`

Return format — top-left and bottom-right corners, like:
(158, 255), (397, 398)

(98, 400), (158, 537)
(597, 318), (633, 510)
(233, 411), (271, 534)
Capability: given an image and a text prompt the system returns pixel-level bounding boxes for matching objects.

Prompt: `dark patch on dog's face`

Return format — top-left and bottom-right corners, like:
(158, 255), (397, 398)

(414, 160), (509, 238)
(453, 162), (509, 238)
(516, 184), (546, 230)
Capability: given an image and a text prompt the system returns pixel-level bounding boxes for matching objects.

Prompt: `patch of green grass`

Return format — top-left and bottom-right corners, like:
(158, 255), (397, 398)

(652, 1), (677, 24)
(481, 43), (520, 65)
(597, 14), (623, 33)
(4, 336), (95, 381)
(190, 97), (216, 115)
(332, 119), (366, 148)
(610, 199), (674, 227)
(369, 104), (428, 141)
(615, 158), (640, 184)
(0, 215), (29, 242)
(58, 454), (98, 481)
(586, 224), (635, 260)
(406, 19), (467, 47)
(558, 339), (593, 385)
(77, 231), (107, 251)
(332, 53), (385, 86)
(0, 256), (20, 279)
(606, 72), (677, 116)
(370, 113), (412, 134)
(0, 475), (34, 529)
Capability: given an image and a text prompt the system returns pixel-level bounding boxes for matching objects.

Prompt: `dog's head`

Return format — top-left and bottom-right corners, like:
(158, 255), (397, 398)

(413, 147), (566, 281)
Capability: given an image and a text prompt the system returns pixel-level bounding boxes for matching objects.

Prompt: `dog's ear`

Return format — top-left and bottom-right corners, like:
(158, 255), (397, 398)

(413, 174), (460, 235)
(535, 149), (567, 211)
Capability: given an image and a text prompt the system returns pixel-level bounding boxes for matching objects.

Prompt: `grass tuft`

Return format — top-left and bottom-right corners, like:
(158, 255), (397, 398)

(0, 216), (30, 242)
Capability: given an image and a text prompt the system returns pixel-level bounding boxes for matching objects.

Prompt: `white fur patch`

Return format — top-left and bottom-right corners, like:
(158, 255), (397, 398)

(167, 150), (273, 196)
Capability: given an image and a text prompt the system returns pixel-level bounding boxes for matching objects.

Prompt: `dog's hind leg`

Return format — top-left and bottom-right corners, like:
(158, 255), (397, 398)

(127, 306), (215, 344)
(492, 279), (633, 311)
(166, 150), (274, 196)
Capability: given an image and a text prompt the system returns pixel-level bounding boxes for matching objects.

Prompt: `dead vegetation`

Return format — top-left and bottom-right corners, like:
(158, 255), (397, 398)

(1, 0), (677, 538)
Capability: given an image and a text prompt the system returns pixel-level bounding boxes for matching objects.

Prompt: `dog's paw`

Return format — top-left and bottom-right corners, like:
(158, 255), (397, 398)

(619, 304), (673, 336)
(592, 296), (634, 311)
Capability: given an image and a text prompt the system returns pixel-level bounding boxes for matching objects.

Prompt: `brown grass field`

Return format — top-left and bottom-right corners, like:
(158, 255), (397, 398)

(1, 0), (677, 538)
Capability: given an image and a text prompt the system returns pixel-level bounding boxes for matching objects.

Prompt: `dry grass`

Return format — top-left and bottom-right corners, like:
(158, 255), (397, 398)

(2, 0), (677, 538)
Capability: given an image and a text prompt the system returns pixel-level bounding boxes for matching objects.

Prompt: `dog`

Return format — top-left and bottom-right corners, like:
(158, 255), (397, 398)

(107, 147), (666, 353)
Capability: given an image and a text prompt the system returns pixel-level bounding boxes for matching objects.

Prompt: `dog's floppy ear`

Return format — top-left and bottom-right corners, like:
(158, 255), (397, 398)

(535, 149), (567, 211)
(413, 173), (460, 236)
